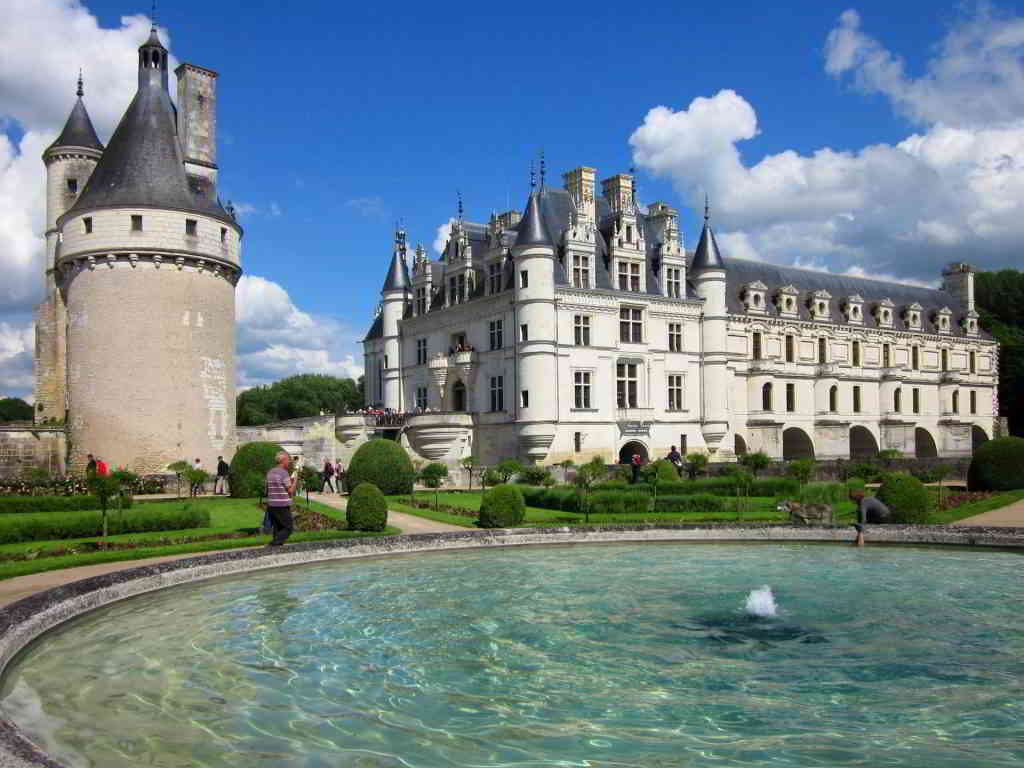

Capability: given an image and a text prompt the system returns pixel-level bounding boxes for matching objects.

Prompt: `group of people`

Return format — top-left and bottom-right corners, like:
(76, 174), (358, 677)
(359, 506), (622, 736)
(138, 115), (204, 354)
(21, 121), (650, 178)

(186, 456), (232, 497)
(627, 445), (687, 483)
(84, 454), (109, 476)
(320, 459), (345, 493)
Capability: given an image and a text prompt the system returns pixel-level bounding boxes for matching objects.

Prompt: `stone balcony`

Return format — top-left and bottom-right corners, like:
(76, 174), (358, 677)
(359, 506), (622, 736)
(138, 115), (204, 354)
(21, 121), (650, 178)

(940, 371), (964, 385)
(816, 363), (840, 377)
(881, 367), (905, 381)
(748, 358), (777, 374)
(405, 411), (474, 460)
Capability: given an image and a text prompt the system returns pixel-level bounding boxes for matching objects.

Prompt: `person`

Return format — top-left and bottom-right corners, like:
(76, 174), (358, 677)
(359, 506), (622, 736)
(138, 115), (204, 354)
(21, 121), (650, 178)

(215, 455), (230, 495)
(335, 460), (344, 494)
(265, 450), (296, 546)
(95, 456), (109, 476)
(852, 523), (865, 548)
(666, 445), (683, 476)
(849, 490), (891, 525)
(630, 452), (646, 484)
(322, 458), (336, 493)
(191, 457), (203, 497)
(85, 454), (97, 476)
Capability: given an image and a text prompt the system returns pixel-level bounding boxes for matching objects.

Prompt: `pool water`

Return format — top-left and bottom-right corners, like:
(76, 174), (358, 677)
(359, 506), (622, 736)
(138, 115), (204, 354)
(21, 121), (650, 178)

(3, 543), (1023, 767)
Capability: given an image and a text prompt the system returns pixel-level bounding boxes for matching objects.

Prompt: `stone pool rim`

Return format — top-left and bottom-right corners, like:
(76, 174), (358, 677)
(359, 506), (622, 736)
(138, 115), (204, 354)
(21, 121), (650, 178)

(0, 523), (1022, 768)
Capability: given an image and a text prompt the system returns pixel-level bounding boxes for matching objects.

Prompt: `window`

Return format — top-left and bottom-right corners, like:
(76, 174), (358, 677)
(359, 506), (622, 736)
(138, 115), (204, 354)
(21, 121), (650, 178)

(573, 371), (592, 409)
(488, 320), (503, 351)
(668, 374), (684, 410)
(83, 217), (92, 234)
(488, 262), (503, 294)
(619, 307), (643, 343)
(665, 267), (682, 298)
(894, 388), (902, 413)
(626, 224), (633, 242)
(669, 323), (683, 352)
(912, 346), (920, 370)
(752, 332), (763, 360)
(852, 341), (861, 367)
(761, 382), (773, 411)
(952, 389), (959, 414)
(679, 435), (688, 456)
(489, 376), (504, 412)
(829, 385), (838, 413)
(883, 343), (891, 368)
(415, 338), (427, 365)
(785, 335), (794, 363)
(970, 351), (977, 374)
(185, 218), (197, 236)
(67, 178), (78, 193)
(521, 390), (530, 408)
(220, 227), (227, 243)
(572, 253), (591, 289)
(853, 385), (862, 413)
(415, 387), (428, 410)
(384, 355), (389, 369)
(616, 363), (639, 408)
(786, 383), (796, 412)
(574, 432), (582, 453)
(941, 349), (949, 372)
(131, 215), (143, 231)
(415, 287), (427, 316)
(574, 315), (591, 346)
(818, 337), (828, 364)
(970, 390), (977, 414)
(912, 388), (920, 414)
(520, 323), (529, 342)
(617, 261), (640, 291)
(448, 276), (464, 305)
(520, 270), (529, 289)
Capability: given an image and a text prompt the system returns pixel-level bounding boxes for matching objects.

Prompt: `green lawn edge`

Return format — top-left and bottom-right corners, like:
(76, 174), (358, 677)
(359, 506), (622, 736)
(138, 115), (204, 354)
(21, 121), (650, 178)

(388, 499), (477, 527)
(929, 489), (1024, 525)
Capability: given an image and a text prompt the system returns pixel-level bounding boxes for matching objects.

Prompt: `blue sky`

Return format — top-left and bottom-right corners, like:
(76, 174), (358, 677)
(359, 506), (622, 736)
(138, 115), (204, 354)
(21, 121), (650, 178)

(2, 0), (1024, 397)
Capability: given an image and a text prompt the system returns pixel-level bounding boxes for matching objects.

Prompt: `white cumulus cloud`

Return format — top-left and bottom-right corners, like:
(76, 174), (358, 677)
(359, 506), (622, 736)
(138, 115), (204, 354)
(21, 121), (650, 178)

(433, 217), (456, 255)
(0, 321), (35, 397)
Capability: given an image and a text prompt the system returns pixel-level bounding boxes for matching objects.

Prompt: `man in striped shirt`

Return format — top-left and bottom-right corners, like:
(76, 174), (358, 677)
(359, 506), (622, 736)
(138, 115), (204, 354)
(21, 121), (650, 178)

(265, 450), (297, 546)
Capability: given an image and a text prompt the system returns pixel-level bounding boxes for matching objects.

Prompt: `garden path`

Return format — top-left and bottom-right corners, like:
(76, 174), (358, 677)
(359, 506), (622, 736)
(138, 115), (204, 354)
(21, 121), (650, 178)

(306, 492), (465, 535)
(952, 497), (1024, 527)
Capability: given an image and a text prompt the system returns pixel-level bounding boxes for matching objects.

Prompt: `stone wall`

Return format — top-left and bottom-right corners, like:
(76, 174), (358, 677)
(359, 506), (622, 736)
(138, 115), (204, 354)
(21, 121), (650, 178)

(0, 427), (67, 479)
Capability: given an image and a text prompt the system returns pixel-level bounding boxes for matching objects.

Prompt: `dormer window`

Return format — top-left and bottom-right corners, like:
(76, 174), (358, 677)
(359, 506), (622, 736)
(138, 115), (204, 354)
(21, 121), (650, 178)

(742, 281), (767, 313)
(809, 289), (832, 321)
(904, 302), (923, 330)
(874, 299), (894, 328)
(934, 306), (953, 334)
(844, 294), (864, 324)
(963, 310), (980, 337)
(776, 285), (800, 317)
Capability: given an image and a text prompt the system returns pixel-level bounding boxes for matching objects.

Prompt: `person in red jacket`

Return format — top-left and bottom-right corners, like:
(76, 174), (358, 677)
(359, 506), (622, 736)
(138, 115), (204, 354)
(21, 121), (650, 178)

(95, 458), (109, 476)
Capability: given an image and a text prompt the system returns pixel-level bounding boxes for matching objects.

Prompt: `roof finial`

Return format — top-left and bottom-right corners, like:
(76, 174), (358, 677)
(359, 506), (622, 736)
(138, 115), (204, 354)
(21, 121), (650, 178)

(539, 149), (546, 189)
(151, 0), (158, 28)
(530, 160), (536, 190)
(704, 193), (710, 222)
(457, 190), (463, 222)
(76, 69), (83, 98)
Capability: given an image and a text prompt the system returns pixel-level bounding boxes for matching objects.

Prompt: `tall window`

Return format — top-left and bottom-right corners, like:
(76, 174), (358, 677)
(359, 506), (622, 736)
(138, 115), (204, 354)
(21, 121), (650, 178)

(131, 214), (143, 231)
(818, 337), (828, 364)
(415, 387), (428, 410)
(913, 388), (920, 414)
(489, 376), (504, 412)
(520, 324), (529, 342)
(619, 307), (643, 343)
(84, 217), (93, 234)
(852, 341), (861, 367)
(572, 253), (591, 289)
(941, 348), (949, 372)
(415, 287), (427, 316)
(853, 385), (862, 413)
(761, 383), (773, 411)
(573, 371), (592, 409)
(894, 388), (902, 413)
(752, 332), (763, 360)
(520, 270), (529, 289)
(912, 345), (920, 370)
(668, 374), (684, 410)
(521, 390), (529, 408)
(785, 334), (794, 363)
(449, 275), (466, 305)
(969, 351), (977, 374)
(786, 383), (796, 412)
(669, 323), (683, 352)
(574, 315), (591, 346)
(574, 432), (582, 452)
(616, 363), (638, 408)
(618, 262), (640, 291)
(488, 262), (502, 294)
(829, 385), (838, 413)
(185, 218), (197, 236)
(883, 343), (891, 368)
(488, 319), (503, 351)
(665, 267), (682, 298)
(952, 389), (960, 414)
(970, 390), (977, 414)
(415, 338), (427, 365)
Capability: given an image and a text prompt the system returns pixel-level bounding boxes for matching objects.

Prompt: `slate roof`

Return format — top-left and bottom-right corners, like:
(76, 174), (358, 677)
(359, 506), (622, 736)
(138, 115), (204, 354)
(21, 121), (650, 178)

(516, 189), (553, 246)
(381, 252), (411, 292)
(691, 218), (724, 271)
(48, 97), (104, 152)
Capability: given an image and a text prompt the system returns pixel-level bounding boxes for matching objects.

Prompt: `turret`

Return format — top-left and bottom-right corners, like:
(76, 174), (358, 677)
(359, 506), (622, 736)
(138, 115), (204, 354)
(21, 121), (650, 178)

(692, 200), (730, 455)
(138, 26), (169, 91)
(380, 227), (411, 411)
(513, 170), (558, 463)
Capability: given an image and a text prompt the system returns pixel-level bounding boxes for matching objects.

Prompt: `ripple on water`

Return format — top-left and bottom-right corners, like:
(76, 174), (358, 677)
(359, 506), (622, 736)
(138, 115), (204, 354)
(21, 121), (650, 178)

(2, 544), (1024, 767)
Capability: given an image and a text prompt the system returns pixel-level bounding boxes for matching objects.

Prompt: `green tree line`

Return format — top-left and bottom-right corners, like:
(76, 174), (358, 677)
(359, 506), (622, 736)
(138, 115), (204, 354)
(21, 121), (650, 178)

(236, 374), (364, 426)
(975, 269), (1024, 436)
(0, 398), (33, 422)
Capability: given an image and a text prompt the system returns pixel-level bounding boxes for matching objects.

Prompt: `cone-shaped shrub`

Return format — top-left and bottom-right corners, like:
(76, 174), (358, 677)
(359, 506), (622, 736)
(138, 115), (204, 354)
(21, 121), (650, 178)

(346, 482), (388, 532)
(967, 436), (1024, 491)
(478, 484), (525, 528)
(346, 439), (415, 496)
(229, 442), (284, 498)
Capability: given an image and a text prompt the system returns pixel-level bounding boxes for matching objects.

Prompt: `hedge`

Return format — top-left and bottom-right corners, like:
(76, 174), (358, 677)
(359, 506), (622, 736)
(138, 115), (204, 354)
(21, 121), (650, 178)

(798, 482), (847, 506)
(346, 483), (388, 532)
(0, 495), (132, 515)
(229, 442), (284, 499)
(0, 506), (211, 544)
(515, 486), (582, 513)
(347, 440), (415, 496)
(653, 494), (725, 515)
(589, 491), (651, 515)
(876, 473), (931, 524)
(967, 437), (1024, 492)
(594, 477), (798, 497)
(478, 485), (526, 528)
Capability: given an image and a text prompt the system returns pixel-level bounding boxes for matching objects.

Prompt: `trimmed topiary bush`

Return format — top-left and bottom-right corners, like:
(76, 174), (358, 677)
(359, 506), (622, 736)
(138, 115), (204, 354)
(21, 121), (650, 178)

(478, 484), (526, 528)
(347, 439), (415, 496)
(589, 490), (651, 515)
(967, 437), (1024, 492)
(653, 459), (680, 484)
(654, 494), (725, 516)
(346, 482), (388, 532)
(229, 442), (284, 499)
(876, 472), (931, 524)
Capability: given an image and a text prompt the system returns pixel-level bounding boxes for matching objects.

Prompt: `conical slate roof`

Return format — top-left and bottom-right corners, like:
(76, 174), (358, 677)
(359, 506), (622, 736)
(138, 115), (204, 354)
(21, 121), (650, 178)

(515, 188), (553, 247)
(48, 97), (104, 152)
(381, 252), (411, 292)
(691, 217), (725, 271)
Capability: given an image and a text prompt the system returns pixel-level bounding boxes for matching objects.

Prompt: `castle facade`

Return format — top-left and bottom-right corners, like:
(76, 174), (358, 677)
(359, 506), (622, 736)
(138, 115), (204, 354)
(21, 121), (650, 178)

(33, 25), (241, 473)
(357, 166), (998, 467)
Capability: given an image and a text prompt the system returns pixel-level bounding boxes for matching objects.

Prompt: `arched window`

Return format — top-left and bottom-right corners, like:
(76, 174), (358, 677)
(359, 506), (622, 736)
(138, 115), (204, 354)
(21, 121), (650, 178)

(894, 388), (902, 413)
(829, 385), (838, 413)
(952, 389), (960, 414)
(152, 51), (160, 68)
(762, 382), (773, 412)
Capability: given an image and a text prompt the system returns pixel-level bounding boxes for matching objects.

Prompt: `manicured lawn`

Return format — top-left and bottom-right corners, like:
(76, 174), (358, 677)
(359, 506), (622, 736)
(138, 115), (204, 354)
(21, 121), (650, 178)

(0, 497), (397, 581)
(928, 489), (1024, 525)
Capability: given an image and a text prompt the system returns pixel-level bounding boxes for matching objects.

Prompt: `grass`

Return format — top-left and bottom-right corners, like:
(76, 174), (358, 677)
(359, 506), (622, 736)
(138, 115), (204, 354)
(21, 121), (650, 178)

(0, 496), (398, 581)
(928, 489), (1024, 525)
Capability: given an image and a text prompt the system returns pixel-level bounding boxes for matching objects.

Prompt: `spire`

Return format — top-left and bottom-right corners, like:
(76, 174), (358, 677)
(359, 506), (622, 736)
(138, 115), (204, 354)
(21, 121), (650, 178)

(76, 69), (83, 98)
(381, 249), (411, 293)
(539, 149), (546, 189)
(691, 196), (725, 271)
(47, 71), (104, 152)
(516, 167), (553, 248)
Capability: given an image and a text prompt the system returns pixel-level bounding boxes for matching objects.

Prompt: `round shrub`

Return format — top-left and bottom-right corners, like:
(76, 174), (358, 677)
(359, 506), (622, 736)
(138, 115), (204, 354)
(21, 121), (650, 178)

(346, 439), (415, 496)
(346, 482), (388, 531)
(652, 459), (679, 484)
(876, 472), (931, 524)
(967, 437), (1024, 492)
(229, 441), (284, 498)
(478, 484), (525, 528)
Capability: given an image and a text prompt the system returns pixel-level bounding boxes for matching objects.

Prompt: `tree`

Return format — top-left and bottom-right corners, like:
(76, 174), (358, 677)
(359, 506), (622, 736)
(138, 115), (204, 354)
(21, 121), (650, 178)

(786, 458), (815, 487)
(976, 269), (1024, 435)
(88, 472), (131, 537)
(185, 467), (211, 498)
(167, 460), (190, 499)
(573, 457), (607, 524)
(684, 453), (708, 481)
(419, 463), (449, 510)
(558, 459), (576, 484)
(740, 450), (771, 477)
(0, 398), (33, 422)
(236, 374), (364, 426)
(496, 459), (523, 483)
(461, 456), (478, 491)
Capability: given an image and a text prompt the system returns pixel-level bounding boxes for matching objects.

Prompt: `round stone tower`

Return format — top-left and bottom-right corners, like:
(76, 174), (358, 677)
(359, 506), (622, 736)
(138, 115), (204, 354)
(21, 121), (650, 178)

(54, 26), (242, 473)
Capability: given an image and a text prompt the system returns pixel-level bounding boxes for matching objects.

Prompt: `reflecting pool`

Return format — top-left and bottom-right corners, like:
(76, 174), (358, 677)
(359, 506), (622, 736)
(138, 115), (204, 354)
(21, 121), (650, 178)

(3, 543), (1023, 767)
